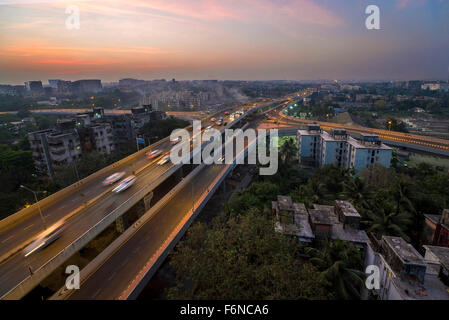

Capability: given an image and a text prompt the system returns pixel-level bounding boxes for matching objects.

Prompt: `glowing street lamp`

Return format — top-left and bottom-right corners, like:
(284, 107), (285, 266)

(20, 185), (47, 229)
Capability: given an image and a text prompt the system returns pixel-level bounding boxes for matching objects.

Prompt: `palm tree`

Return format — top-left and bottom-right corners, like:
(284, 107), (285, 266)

(279, 138), (297, 165)
(363, 200), (413, 242)
(319, 165), (353, 195)
(340, 176), (372, 209)
(298, 178), (327, 206)
(392, 177), (415, 215)
(305, 240), (365, 300)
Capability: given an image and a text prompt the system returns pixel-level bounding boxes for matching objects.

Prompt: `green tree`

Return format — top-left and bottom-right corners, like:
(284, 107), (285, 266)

(279, 137), (297, 165)
(363, 199), (413, 241)
(226, 182), (280, 217)
(385, 118), (408, 133)
(166, 210), (329, 300)
(141, 116), (189, 142)
(305, 240), (365, 300)
(373, 100), (387, 110)
(340, 176), (372, 210)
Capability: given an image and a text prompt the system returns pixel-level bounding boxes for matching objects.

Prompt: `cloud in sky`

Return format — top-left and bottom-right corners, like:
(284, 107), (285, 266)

(396, 0), (428, 9)
(0, 0), (447, 83)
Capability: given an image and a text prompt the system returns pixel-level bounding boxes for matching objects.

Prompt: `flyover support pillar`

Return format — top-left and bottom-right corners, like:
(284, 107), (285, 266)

(116, 214), (129, 233)
(144, 192), (153, 212)
(220, 181), (227, 194)
(174, 166), (183, 183)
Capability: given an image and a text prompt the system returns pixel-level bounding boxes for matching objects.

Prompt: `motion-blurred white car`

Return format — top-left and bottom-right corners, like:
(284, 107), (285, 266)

(112, 175), (137, 193)
(146, 150), (162, 159)
(102, 172), (126, 186)
(170, 137), (181, 145)
(157, 155), (170, 165)
(24, 219), (67, 257)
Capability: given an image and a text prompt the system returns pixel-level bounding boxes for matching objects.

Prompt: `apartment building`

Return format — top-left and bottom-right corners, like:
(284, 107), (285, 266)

(24, 80), (44, 97)
(297, 124), (322, 166)
(423, 209), (449, 247)
(297, 125), (392, 173)
(347, 133), (392, 172)
(28, 129), (55, 176)
(272, 197), (369, 249)
(320, 129), (349, 168)
(104, 114), (135, 149)
(130, 106), (152, 134)
(28, 127), (81, 177)
(365, 236), (449, 300)
(28, 111), (113, 177)
(88, 123), (115, 154)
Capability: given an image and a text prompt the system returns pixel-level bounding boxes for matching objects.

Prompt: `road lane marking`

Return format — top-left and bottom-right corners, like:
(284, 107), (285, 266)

(23, 224), (34, 231)
(107, 271), (117, 282)
(92, 288), (102, 299)
(1, 235), (14, 243)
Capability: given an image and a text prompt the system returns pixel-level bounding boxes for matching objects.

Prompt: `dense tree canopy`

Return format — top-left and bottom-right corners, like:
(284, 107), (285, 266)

(166, 209), (330, 300)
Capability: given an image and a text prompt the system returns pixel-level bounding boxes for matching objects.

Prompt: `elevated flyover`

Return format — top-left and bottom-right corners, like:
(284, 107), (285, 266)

(0, 98), (284, 299)
(53, 124), (264, 299)
(269, 107), (449, 157)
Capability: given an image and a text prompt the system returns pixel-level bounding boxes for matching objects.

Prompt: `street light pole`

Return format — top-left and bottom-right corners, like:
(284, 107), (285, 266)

(20, 185), (47, 229)
(191, 180), (195, 213)
(72, 129), (81, 182)
(72, 159), (80, 182)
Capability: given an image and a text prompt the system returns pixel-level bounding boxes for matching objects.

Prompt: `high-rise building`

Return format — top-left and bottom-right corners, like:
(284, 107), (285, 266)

(48, 79), (63, 89)
(28, 128), (81, 177)
(56, 80), (73, 96)
(297, 124), (322, 166)
(71, 79), (102, 95)
(28, 111), (114, 177)
(24, 81), (44, 96)
(297, 125), (392, 173)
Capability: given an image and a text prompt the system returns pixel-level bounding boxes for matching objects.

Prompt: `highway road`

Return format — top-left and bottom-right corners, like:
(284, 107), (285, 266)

(268, 105), (449, 152)
(0, 155), (172, 297)
(58, 106), (274, 300)
(19, 91), (449, 300)
(63, 128), (256, 299)
(0, 106), (250, 298)
(66, 162), (226, 299)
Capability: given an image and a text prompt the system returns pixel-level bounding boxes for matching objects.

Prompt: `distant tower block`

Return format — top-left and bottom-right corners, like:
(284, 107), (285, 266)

(141, 95), (153, 111)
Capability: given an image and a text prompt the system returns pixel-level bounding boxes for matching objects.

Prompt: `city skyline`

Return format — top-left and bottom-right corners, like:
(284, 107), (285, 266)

(0, 0), (448, 84)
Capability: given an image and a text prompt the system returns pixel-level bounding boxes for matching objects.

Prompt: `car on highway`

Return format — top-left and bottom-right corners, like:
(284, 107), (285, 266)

(206, 125), (213, 130)
(112, 175), (137, 193)
(23, 219), (67, 257)
(170, 137), (181, 145)
(146, 150), (162, 159)
(157, 155), (170, 165)
(102, 172), (126, 186)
